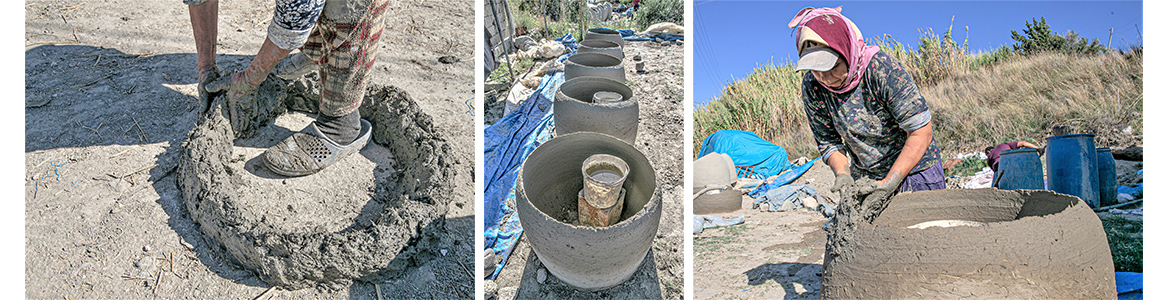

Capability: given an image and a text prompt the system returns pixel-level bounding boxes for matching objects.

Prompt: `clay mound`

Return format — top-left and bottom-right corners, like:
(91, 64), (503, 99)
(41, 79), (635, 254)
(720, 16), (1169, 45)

(177, 81), (453, 289)
(823, 189), (1116, 299)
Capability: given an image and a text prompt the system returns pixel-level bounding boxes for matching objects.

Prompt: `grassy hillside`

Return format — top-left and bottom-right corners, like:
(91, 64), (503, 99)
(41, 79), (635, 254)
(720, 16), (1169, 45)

(694, 32), (1142, 159)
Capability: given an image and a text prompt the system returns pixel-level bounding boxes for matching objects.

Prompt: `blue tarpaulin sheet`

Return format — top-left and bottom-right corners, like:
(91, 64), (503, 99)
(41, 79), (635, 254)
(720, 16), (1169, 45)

(1116, 272), (1142, 299)
(595, 27), (684, 42)
(753, 184), (818, 212)
(1119, 182), (1143, 199)
(698, 130), (797, 180)
(483, 33), (577, 280)
(748, 157), (822, 198)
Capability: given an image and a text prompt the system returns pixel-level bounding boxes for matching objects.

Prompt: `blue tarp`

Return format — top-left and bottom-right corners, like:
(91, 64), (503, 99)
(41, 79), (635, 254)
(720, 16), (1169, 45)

(753, 184), (818, 212)
(748, 157), (822, 198)
(595, 27), (684, 42)
(1116, 272), (1142, 294)
(483, 33), (577, 280)
(698, 130), (797, 180)
(1119, 182), (1143, 199)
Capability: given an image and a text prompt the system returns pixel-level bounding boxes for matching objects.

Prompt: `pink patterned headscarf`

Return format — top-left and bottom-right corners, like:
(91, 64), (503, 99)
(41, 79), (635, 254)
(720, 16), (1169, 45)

(788, 7), (880, 93)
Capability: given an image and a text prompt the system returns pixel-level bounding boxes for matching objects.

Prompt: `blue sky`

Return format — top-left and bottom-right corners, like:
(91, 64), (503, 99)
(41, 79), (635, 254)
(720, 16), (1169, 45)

(693, 1), (1144, 108)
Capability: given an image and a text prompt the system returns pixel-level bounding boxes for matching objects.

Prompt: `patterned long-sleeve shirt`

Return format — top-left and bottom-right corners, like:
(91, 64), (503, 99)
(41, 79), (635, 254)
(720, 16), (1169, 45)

(801, 51), (942, 180)
(184, 0), (326, 50)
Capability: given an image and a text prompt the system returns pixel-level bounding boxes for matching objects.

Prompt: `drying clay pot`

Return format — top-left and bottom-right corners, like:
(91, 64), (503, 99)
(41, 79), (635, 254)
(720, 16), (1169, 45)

(583, 28), (625, 47)
(693, 187), (742, 215)
(578, 40), (624, 60)
(822, 189), (1116, 299)
(516, 132), (661, 291)
(554, 76), (638, 144)
(564, 53), (626, 82)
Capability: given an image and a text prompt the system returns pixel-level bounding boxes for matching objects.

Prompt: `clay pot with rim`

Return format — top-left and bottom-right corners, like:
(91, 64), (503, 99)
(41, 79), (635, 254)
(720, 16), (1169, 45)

(822, 189), (1116, 299)
(583, 28), (625, 47)
(578, 39), (624, 60)
(516, 132), (661, 290)
(565, 52), (625, 82)
(553, 76), (638, 144)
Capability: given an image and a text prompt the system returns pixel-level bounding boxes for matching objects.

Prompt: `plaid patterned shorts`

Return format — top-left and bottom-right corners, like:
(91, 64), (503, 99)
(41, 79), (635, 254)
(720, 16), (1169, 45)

(301, 0), (389, 117)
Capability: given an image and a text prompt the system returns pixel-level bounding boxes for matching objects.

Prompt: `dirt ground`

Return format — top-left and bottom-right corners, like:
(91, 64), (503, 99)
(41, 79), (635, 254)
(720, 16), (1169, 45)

(487, 39), (685, 299)
(25, 0), (473, 299)
(693, 159), (834, 300)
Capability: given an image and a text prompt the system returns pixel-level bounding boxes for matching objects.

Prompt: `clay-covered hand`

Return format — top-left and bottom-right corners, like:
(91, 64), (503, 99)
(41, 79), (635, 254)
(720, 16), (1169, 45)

(856, 175), (905, 222)
(197, 67), (220, 114)
(205, 71), (262, 129)
(830, 173), (855, 194)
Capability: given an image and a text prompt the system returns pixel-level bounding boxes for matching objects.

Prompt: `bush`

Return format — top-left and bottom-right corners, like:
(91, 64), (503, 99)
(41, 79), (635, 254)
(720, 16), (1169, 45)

(634, 0), (683, 30)
(516, 0), (583, 23)
(1011, 17), (1107, 55)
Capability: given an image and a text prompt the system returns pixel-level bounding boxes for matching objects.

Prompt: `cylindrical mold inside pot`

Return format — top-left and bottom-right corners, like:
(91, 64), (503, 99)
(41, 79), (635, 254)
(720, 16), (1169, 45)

(582, 154), (629, 209)
(565, 53), (626, 82)
(995, 147), (1044, 190)
(1096, 147), (1118, 206)
(578, 39), (625, 60)
(823, 189), (1116, 299)
(554, 76), (638, 144)
(583, 28), (625, 47)
(592, 91), (623, 103)
(1045, 134), (1099, 207)
(516, 132), (661, 291)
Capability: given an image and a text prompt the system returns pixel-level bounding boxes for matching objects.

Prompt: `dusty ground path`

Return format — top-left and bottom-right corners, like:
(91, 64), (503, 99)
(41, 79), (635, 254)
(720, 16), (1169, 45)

(693, 160), (836, 300)
(489, 40), (685, 299)
(25, 0), (473, 299)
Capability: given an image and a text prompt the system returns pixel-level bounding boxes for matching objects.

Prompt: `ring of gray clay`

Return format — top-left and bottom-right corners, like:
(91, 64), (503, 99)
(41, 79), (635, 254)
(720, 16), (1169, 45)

(822, 189), (1115, 299)
(177, 76), (453, 289)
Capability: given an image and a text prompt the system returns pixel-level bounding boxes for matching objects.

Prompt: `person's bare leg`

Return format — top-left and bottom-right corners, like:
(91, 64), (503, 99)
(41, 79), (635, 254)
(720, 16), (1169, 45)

(188, 0), (219, 81)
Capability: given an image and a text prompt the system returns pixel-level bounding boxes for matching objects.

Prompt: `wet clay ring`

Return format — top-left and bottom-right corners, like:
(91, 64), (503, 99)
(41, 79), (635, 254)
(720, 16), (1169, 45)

(177, 83), (453, 289)
(822, 189), (1116, 299)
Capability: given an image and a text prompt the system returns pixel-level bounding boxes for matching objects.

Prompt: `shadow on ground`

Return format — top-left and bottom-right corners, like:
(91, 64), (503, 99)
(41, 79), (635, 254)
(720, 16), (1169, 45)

(512, 248), (664, 300)
(744, 263), (823, 300)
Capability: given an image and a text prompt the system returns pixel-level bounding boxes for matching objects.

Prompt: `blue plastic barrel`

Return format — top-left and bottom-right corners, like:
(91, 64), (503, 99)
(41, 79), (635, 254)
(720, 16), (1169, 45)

(995, 147), (1044, 190)
(1045, 134), (1099, 207)
(1097, 147), (1118, 207)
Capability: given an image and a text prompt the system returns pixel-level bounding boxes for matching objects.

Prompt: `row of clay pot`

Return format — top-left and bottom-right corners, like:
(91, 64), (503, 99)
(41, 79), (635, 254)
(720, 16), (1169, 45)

(518, 29), (659, 291)
(556, 28), (639, 145)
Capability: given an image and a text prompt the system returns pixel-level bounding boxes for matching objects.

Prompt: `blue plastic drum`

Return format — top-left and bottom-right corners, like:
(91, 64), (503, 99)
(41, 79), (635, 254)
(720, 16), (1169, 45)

(995, 147), (1044, 190)
(1097, 147), (1118, 207)
(1045, 134), (1099, 207)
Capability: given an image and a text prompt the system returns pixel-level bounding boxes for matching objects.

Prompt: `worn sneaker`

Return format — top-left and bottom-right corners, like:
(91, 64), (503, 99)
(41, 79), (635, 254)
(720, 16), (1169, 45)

(271, 52), (318, 80)
(262, 119), (372, 176)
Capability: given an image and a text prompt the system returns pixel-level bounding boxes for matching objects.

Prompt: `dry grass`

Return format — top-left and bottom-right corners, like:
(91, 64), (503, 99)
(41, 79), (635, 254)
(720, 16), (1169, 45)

(926, 51), (1143, 153)
(694, 50), (1142, 158)
(693, 60), (813, 157)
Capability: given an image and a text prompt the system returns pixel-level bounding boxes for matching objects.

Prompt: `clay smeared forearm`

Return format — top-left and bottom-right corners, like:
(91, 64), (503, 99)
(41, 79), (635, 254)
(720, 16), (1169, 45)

(884, 121), (933, 184)
(826, 150), (851, 176)
(241, 37), (295, 87)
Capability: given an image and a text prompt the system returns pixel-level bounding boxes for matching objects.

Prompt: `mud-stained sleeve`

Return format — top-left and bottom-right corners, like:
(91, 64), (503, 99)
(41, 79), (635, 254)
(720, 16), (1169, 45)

(801, 74), (845, 159)
(268, 0), (327, 50)
(874, 54), (932, 131)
